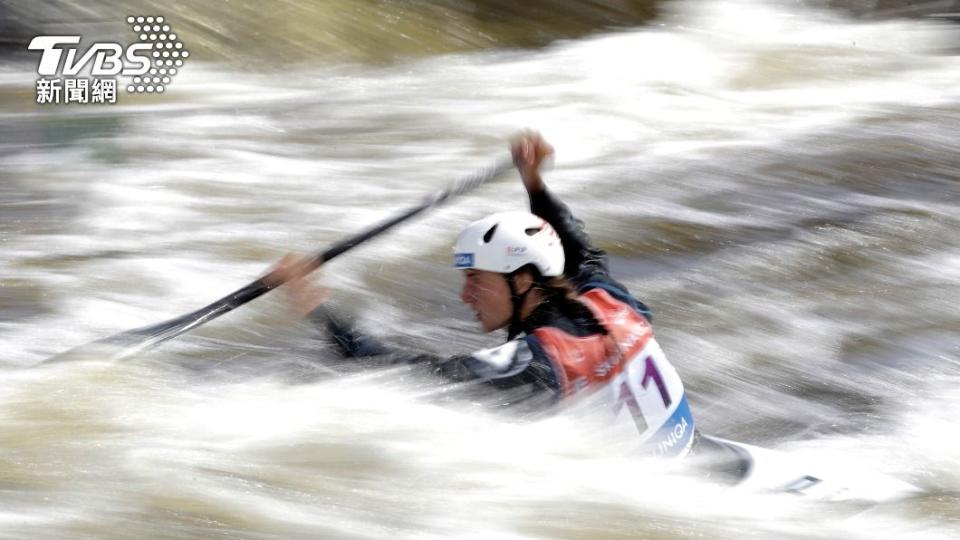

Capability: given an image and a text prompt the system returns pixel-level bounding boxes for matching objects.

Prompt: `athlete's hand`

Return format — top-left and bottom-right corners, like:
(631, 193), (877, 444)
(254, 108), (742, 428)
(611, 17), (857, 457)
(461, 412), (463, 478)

(264, 253), (328, 317)
(510, 130), (553, 194)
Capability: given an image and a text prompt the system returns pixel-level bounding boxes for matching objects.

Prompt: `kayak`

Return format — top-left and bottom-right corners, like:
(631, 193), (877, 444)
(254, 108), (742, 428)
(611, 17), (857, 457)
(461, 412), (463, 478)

(693, 434), (922, 504)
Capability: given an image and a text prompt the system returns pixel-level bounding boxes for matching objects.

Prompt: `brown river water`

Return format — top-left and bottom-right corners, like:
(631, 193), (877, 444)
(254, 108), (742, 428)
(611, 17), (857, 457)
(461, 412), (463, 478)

(1, 1), (959, 538)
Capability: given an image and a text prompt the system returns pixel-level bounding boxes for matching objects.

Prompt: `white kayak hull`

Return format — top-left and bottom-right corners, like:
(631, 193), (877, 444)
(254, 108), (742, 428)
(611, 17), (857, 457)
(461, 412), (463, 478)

(694, 434), (921, 504)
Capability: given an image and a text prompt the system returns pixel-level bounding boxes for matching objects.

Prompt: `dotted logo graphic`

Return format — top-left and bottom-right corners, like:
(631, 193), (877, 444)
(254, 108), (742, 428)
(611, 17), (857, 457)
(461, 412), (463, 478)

(125, 16), (189, 94)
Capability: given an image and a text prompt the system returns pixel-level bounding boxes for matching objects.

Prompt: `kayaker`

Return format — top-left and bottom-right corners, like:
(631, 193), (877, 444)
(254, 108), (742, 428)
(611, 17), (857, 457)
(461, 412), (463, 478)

(275, 131), (697, 458)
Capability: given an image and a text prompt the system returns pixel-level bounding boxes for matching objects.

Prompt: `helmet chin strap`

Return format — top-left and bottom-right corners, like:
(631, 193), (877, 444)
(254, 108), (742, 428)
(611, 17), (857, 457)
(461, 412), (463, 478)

(505, 272), (533, 340)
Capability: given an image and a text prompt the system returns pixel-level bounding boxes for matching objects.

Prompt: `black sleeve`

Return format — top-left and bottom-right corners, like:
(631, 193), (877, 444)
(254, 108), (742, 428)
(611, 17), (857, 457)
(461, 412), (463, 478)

(529, 188), (606, 284)
(529, 188), (652, 321)
(307, 306), (562, 410)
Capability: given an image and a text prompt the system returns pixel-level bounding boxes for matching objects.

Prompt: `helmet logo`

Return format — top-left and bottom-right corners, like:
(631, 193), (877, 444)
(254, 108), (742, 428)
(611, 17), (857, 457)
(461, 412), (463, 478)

(506, 246), (527, 256)
(454, 252), (475, 268)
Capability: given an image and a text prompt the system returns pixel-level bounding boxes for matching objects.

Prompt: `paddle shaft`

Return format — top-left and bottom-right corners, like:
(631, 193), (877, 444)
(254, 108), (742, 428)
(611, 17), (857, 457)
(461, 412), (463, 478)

(52, 158), (513, 360)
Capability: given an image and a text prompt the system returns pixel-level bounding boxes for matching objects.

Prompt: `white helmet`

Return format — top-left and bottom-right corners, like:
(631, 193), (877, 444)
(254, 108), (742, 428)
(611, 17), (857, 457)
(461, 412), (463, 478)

(453, 211), (565, 277)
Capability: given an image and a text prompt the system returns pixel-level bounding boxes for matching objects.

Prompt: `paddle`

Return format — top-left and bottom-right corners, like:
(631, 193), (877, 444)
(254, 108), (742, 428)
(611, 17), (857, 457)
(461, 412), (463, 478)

(46, 157), (514, 362)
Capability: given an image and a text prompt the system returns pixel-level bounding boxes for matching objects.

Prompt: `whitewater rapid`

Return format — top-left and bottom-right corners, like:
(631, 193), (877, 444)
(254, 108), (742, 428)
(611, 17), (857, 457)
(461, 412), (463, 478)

(1, 1), (958, 538)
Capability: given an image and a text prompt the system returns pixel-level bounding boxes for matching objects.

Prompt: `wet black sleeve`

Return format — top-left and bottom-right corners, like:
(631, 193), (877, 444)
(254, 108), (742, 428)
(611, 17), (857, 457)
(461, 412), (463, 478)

(529, 188), (652, 321)
(308, 306), (562, 409)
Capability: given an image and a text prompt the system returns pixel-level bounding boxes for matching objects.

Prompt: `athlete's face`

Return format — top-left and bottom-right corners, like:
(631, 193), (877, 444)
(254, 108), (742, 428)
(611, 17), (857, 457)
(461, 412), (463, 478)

(459, 269), (512, 333)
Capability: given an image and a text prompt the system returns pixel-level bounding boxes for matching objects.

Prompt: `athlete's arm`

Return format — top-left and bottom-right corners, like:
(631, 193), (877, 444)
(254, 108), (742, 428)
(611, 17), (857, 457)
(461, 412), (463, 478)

(512, 132), (652, 320)
(528, 188), (606, 282)
(310, 305), (562, 408)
